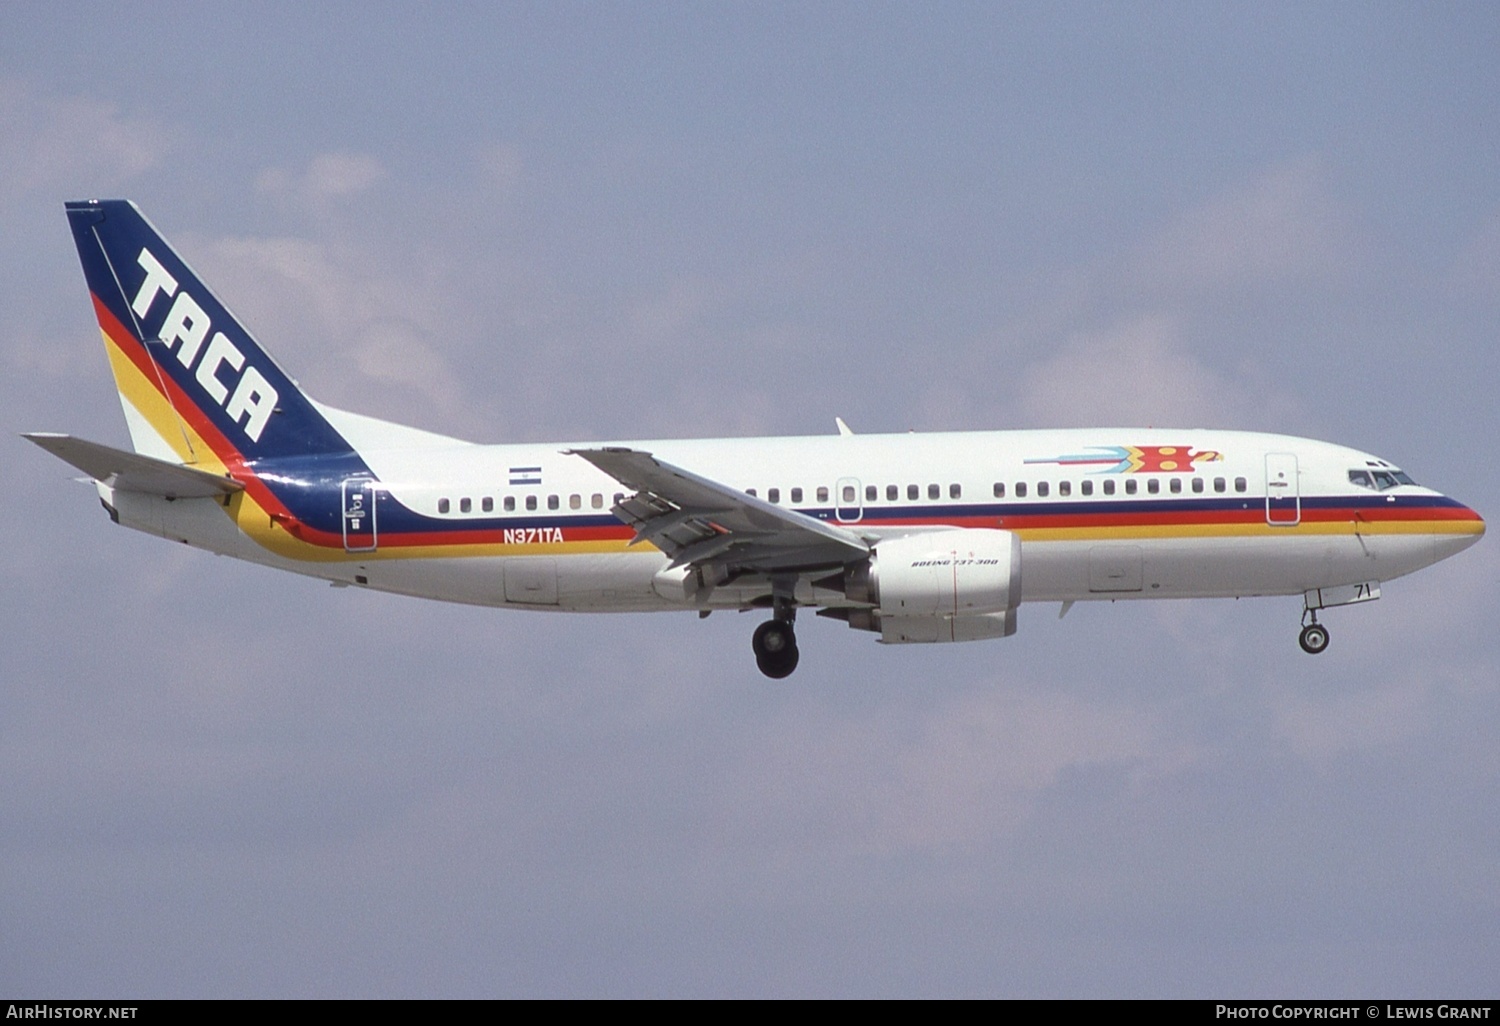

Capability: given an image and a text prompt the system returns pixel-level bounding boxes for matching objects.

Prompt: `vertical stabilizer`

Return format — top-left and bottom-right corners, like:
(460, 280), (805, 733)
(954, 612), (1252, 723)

(65, 200), (353, 465)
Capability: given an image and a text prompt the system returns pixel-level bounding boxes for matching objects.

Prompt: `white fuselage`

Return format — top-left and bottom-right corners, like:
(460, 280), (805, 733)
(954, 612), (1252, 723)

(101, 425), (1483, 617)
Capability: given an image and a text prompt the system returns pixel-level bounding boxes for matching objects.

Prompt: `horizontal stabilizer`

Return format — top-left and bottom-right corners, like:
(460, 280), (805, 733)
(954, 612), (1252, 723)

(23, 432), (243, 499)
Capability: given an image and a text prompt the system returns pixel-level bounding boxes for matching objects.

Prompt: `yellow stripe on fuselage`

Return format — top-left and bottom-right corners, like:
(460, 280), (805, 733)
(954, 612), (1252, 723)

(103, 327), (1480, 565)
(1015, 519), (1482, 543)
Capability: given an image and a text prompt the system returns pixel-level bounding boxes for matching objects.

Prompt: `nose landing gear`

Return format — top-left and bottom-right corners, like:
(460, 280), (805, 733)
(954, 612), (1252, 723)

(1297, 581), (1381, 655)
(1299, 601), (1330, 654)
(1298, 620), (1330, 655)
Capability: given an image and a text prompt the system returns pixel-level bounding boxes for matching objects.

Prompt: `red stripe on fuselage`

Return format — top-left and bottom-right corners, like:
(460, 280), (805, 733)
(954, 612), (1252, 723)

(93, 293), (1480, 553)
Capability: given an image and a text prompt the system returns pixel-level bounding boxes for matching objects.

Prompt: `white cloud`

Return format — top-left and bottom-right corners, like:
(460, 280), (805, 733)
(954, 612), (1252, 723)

(1012, 313), (1247, 427)
(0, 79), (166, 203)
(256, 151), (387, 207)
(986, 160), (1359, 431)
(1134, 156), (1350, 293)
(195, 234), (473, 433)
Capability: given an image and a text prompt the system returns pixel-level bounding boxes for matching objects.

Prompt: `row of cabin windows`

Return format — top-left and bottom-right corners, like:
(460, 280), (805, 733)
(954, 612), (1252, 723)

(748, 476), (1250, 504)
(990, 474), (1248, 498)
(437, 474), (1251, 515)
(993, 476), (1248, 498)
(747, 483), (965, 504)
(437, 492), (626, 515)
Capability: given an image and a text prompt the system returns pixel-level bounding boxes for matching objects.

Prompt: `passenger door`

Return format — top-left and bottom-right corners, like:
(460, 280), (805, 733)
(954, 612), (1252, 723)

(1265, 453), (1300, 526)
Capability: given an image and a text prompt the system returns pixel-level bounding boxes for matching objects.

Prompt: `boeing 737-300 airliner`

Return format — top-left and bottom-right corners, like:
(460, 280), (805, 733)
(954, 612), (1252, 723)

(26, 201), (1485, 677)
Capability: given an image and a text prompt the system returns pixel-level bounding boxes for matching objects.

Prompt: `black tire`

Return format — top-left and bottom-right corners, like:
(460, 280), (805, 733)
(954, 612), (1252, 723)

(1299, 623), (1330, 655)
(753, 619), (799, 678)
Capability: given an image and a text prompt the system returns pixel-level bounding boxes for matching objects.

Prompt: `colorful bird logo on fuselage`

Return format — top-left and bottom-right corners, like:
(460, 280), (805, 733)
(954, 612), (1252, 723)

(1023, 445), (1223, 474)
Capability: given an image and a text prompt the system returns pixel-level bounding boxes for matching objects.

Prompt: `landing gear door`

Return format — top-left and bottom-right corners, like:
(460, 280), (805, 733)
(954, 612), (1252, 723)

(342, 477), (378, 553)
(1265, 453), (1300, 526)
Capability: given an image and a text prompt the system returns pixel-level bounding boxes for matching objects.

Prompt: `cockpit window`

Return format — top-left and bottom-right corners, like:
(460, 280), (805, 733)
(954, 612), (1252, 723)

(1351, 468), (1416, 491)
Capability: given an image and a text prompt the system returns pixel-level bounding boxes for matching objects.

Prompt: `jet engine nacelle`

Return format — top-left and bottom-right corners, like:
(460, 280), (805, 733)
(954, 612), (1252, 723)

(842, 528), (1021, 644)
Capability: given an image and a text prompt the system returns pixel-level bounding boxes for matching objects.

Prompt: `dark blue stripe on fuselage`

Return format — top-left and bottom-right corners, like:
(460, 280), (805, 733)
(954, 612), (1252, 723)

(249, 475), (1466, 544)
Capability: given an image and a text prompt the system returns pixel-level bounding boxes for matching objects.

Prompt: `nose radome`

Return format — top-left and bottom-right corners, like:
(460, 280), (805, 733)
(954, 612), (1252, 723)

(1433, 503), (1485, 561)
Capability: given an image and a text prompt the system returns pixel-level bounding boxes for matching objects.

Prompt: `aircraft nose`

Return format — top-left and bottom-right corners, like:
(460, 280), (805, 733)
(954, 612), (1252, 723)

(1434, 499), (1485, 561)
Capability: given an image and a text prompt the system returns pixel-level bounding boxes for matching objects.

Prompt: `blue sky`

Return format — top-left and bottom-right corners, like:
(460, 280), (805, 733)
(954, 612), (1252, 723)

(3, 2), (1497, 997)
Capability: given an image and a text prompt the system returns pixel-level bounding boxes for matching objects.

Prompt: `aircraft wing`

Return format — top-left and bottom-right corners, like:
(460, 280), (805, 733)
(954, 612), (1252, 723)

(24, 433), (244, 499)
(568, 447), (870, 572)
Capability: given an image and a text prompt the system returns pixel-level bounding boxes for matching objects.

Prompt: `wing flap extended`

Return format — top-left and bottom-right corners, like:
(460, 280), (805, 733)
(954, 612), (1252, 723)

(24, 433), (244, 499)
(569, 447), (869, 572)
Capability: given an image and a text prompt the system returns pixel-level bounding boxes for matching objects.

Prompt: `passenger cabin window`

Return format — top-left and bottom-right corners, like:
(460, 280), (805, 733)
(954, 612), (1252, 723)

(887, 484), (898, 501)
(592, 493), (603, 509)
(548, 495), (560, 510)
(1081, 480), (1093, 496)
(460, 497), (472, 513)
(746, 488), (757, 498)
(866, 484), (877, 502)
(438, 498), (450, 514)
(950, 483), (962, 499)
(1125, 479), (1137, 495)
(842, 485), (856, 502)
(1036, 481), (1049, 497)
(1103, 479), (1115, 495)
(1016, 482), (1028, 498)
(791, 487), (803, 503)
(569, 494), (581, 510)
(908, 484), (919, 500)
(1169, 478), (1181, 494)
(1234, 477), (1247, 493)
(1192, 478), (1204, 494)
(482, 497), (494, 512)
(526, 496), (538, 511)
(1058, 481), (1071, 497)
(614, 493), (624, 505)
(1147, 479), (1159, 495)
(1214, 477), (1226, 493)
(819, 486), (830, 503)
(768, 488), (780, 504)
(993, 482), (1005, 498)
(927, 483), (940, 500)
(504, 496), (516, 512)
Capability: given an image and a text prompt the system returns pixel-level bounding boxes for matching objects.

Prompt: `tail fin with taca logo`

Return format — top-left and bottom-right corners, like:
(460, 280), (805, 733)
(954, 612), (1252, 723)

(58, 199), (355, 468)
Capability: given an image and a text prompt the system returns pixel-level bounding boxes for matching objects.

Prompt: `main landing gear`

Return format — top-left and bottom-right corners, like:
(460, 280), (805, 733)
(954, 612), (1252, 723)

(753, 618), (799, 678)
(753, 591), (800, 679)
(1298, 611), (1330, 655)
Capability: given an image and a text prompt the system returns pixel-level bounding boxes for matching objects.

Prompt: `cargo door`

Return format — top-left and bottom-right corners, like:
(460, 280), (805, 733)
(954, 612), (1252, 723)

(504, 558), (559, 605)
(1089, 544), (1143, 592)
